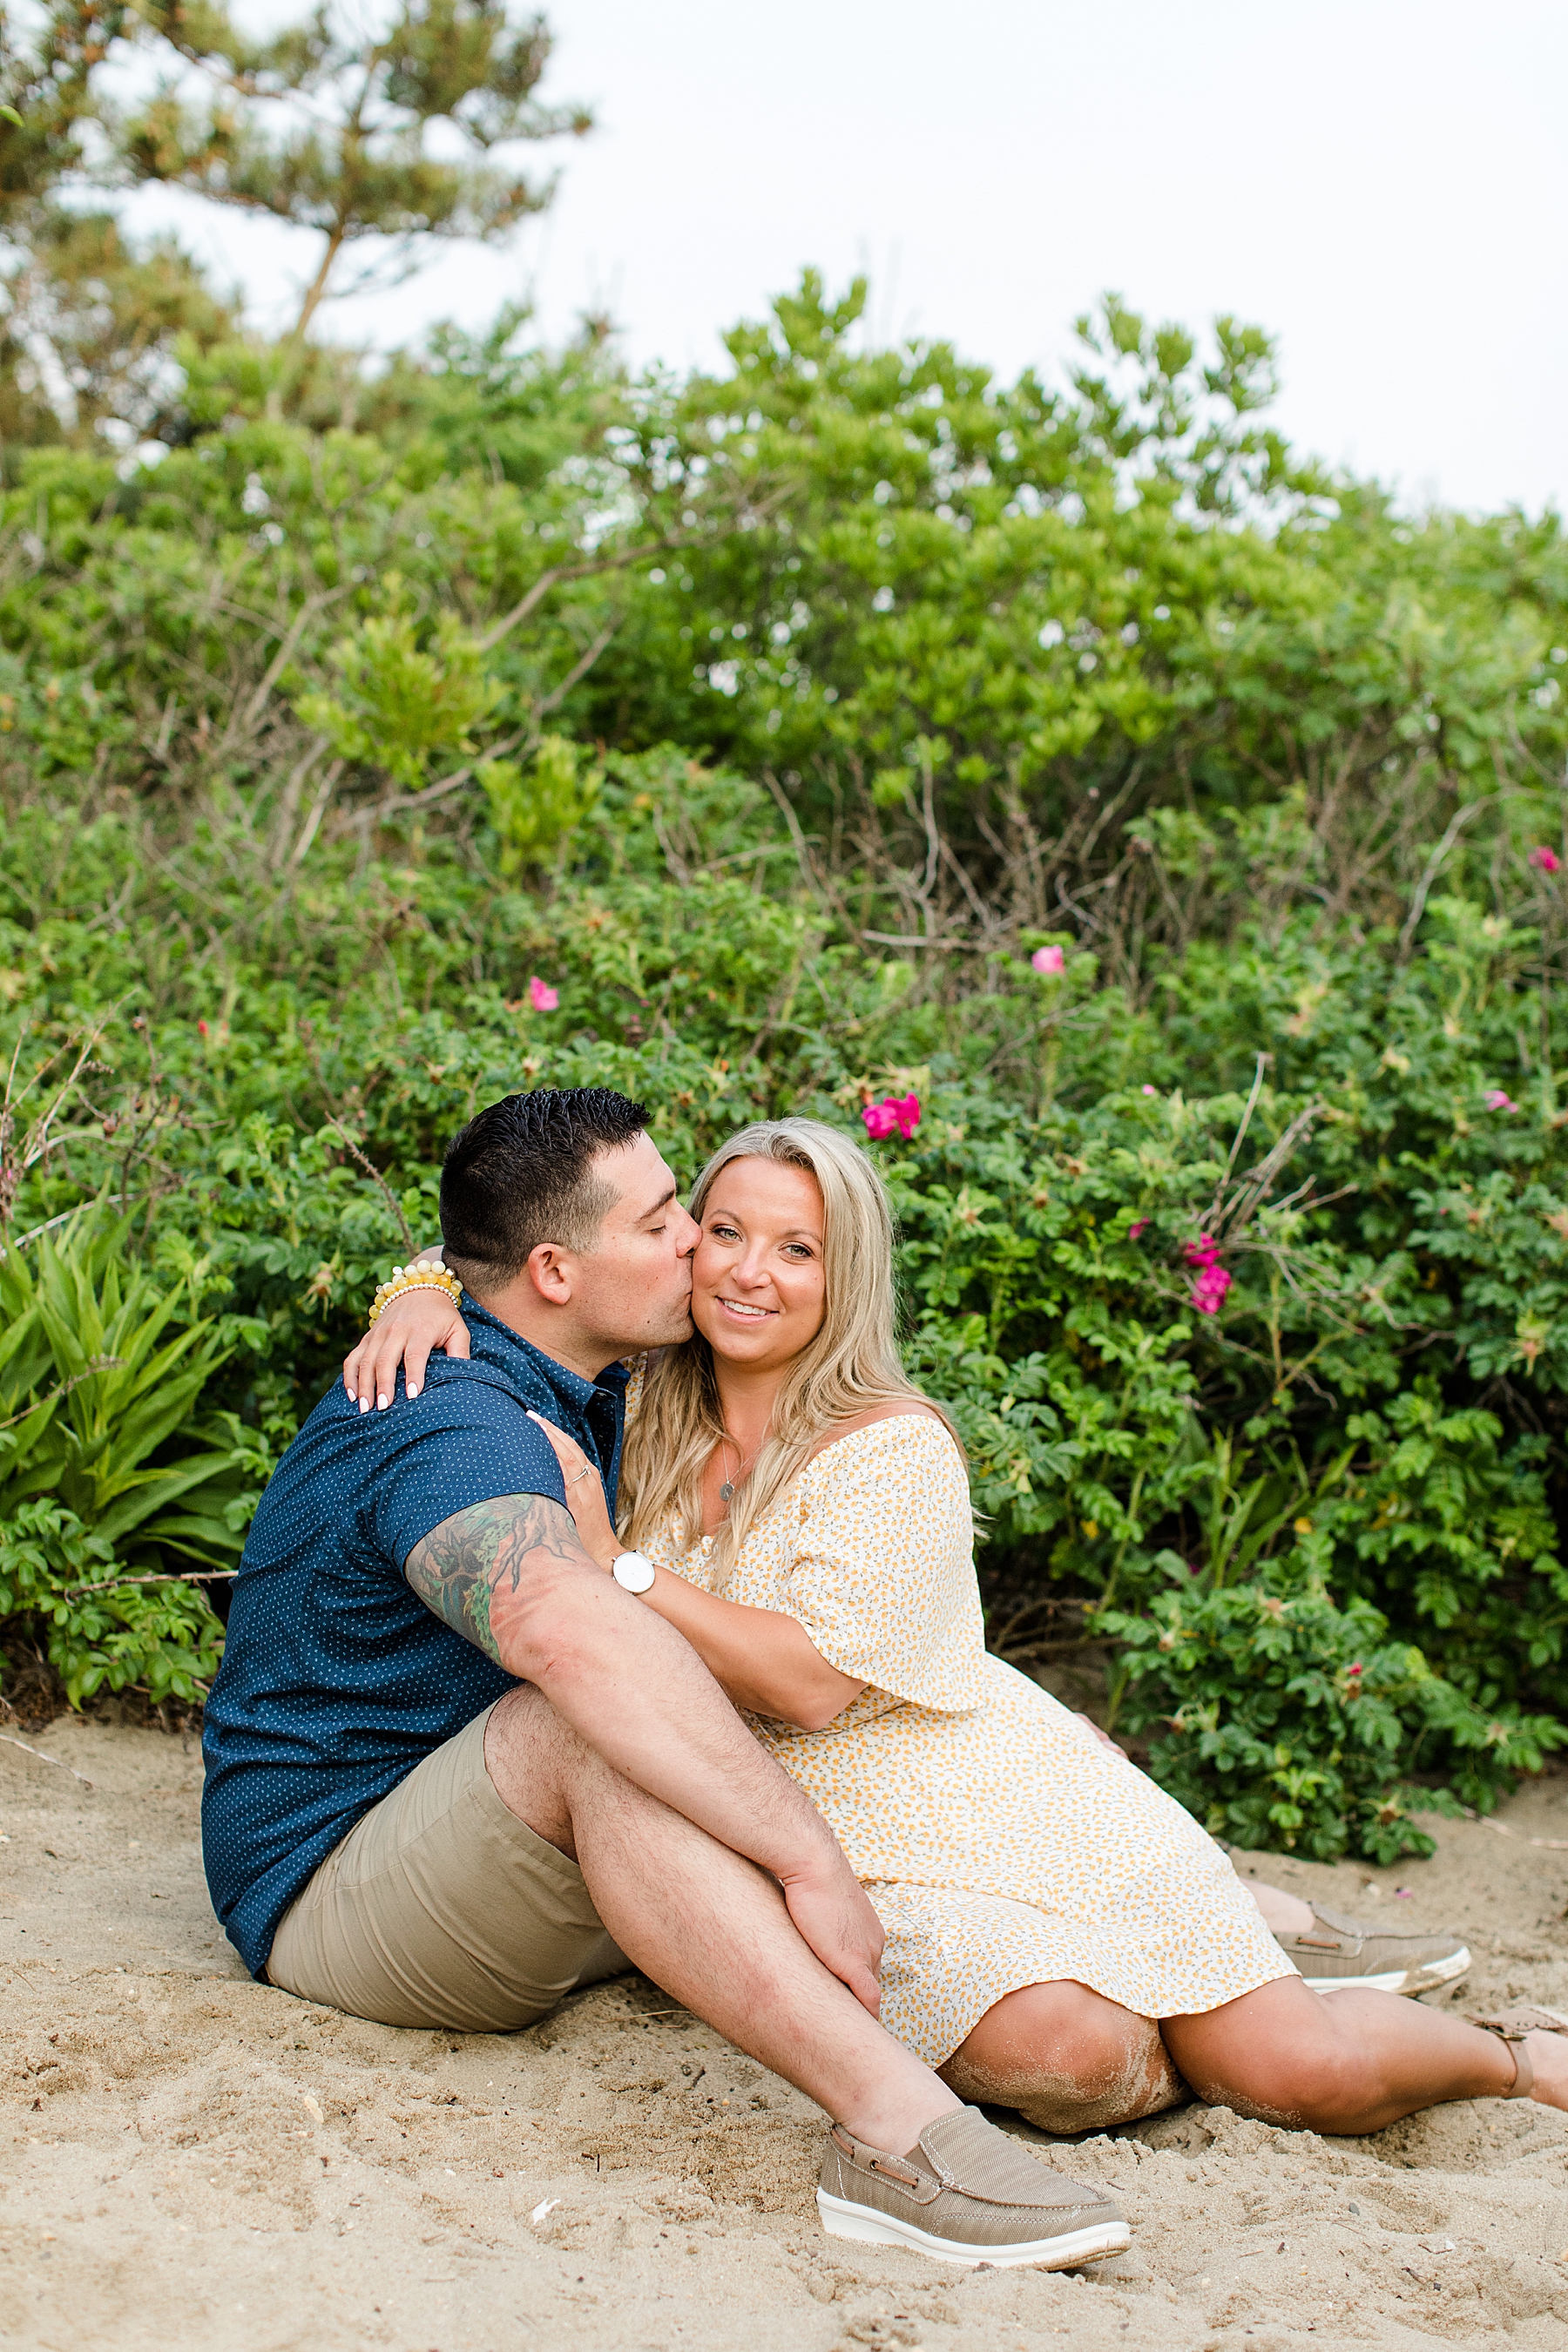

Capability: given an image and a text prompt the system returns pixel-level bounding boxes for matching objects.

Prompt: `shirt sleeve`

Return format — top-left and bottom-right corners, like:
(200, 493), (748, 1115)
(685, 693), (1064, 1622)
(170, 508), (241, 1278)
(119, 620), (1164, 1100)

(363, 1366), (569, 1569)
(783, 1416), (989, 1713)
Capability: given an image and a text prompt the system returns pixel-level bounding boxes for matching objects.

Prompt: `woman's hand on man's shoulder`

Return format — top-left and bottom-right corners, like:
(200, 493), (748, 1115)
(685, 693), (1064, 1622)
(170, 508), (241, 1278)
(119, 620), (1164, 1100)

(343, 1280), (472, 1412)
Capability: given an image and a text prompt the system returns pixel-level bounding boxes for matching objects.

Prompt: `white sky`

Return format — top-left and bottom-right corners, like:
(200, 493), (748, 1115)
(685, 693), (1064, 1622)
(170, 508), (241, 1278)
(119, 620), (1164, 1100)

(117, 0), (1568, 516)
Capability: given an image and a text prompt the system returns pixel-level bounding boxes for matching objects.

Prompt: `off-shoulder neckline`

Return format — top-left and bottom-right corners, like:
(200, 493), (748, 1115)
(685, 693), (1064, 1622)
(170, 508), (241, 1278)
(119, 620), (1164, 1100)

(800, 1409), (954, 1477)
(679, 1411), (957, 1550)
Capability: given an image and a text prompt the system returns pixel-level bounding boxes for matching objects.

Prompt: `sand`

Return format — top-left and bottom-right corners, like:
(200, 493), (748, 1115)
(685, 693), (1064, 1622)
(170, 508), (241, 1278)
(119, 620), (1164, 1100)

(3, 1720), (1568, 2352)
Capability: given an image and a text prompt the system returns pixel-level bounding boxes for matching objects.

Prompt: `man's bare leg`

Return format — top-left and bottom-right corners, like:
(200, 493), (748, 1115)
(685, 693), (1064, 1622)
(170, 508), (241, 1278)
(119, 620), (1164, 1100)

(486, 1687), (960, 2153)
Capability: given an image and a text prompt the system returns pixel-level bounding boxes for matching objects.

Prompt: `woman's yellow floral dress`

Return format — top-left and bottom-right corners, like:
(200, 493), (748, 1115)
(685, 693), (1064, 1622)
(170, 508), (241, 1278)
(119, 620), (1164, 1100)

(640, 1412), (1294, 2067)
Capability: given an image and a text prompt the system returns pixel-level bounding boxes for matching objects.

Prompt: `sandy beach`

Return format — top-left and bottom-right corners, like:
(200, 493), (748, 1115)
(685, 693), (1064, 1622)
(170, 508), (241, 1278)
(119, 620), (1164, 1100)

(4, 1715), (1568, 2352)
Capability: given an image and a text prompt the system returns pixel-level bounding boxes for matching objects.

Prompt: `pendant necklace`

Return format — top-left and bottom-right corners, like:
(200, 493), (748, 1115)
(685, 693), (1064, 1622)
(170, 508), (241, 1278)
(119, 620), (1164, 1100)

(719, 1431), (763, 1504)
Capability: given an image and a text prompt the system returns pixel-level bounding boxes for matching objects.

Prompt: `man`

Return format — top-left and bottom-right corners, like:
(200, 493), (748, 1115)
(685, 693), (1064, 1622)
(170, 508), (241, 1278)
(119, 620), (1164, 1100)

(202, 1086), (1129, 2271)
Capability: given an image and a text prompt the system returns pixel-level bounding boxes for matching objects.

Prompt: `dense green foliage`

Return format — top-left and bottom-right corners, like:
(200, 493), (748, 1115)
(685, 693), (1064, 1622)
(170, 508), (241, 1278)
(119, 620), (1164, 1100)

(0, 1205), (268, 1700)
(2, 255), (1566, 1858)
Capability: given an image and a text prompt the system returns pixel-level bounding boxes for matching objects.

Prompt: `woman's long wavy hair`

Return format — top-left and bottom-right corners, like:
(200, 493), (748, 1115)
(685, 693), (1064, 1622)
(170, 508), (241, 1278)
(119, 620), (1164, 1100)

(618, 1118), (961, 1576)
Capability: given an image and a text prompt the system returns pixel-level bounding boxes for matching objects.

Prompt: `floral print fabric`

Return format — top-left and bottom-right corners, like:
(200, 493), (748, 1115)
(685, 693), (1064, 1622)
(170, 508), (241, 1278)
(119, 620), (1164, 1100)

(640, 1411), (1294, 2066)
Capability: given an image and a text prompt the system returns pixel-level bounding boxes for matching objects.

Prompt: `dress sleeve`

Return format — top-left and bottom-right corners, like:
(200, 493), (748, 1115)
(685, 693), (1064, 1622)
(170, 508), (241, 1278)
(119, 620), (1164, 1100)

(783, 1416), (988, 1713)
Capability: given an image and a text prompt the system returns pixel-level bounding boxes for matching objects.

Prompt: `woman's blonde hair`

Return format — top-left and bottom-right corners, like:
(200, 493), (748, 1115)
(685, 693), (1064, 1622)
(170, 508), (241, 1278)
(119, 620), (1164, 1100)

(619, 1117), (959, 1574)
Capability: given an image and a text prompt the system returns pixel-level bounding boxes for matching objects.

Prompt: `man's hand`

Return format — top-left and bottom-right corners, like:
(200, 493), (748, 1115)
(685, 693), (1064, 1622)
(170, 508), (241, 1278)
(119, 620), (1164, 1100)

(525, 1410), (620, 1569)
(778, 1852), (885, 2017)
(344, 1277), (471, 1411)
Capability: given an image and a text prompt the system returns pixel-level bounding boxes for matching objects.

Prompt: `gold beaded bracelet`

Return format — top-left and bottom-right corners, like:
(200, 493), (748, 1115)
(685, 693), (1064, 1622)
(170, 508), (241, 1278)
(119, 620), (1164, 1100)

(367, 1260), (464, 1326)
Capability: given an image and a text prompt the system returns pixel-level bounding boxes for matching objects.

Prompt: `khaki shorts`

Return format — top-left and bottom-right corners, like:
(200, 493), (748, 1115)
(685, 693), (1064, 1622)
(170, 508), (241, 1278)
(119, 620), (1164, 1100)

(266, 1705), (627, 2032)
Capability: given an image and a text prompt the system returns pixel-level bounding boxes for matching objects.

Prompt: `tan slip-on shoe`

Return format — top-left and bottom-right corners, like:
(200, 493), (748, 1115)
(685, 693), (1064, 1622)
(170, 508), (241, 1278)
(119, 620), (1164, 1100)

(817, 2105), (1129, 2270)
(1273, 1903), (1470, 1996)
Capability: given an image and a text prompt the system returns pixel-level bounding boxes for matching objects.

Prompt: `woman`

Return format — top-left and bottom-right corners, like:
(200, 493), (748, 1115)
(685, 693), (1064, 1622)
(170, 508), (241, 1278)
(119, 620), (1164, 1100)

(355, 1117), (1568, 2132)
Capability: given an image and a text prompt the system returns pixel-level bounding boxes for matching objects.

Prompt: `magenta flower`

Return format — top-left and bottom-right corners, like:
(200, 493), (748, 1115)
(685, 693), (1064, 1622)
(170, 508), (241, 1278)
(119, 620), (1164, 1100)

(1191, 1264), (1233, 1315)
(528, 976), (559, 1012)
(1141, 1085), (1158, 1097)
(1031, 944), (1065, 976)
(862, 1092), (921, 1141)
(1183, 1233), (1230, 1313)
(1531, 847), (1561, 873)
(1484, 1089), (1518, 1112)
(1128, 1220), (1149, 1240)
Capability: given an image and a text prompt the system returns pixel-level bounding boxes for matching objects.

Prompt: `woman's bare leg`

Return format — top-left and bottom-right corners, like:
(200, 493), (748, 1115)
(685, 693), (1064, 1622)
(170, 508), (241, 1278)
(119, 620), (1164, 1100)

(1163, 1974), (1568, 2132)
(939, 1981), (1186, 2132)
(1246, 1881), (1314, 1933)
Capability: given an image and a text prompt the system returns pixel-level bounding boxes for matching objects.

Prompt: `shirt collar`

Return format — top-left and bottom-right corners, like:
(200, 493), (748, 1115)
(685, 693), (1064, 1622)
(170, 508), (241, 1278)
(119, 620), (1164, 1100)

(457, 1298), (630, 1414)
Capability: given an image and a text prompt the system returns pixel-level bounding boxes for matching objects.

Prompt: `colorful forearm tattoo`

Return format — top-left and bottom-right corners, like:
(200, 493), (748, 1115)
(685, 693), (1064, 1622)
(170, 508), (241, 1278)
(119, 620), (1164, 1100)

(404, 1490), (588, 1666)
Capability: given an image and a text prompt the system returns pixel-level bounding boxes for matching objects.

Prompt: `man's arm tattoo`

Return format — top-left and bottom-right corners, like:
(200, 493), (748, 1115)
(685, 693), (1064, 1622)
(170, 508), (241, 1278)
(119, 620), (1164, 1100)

(404, 1492), (590, 1666)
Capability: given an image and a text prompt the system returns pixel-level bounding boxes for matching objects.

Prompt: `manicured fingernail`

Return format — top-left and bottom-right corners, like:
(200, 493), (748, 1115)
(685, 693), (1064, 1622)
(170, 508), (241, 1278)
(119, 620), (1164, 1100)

(377, 1394), (389, 1410)
(408, 1384), (420, 1400)
(525, 1409), (542, 1423)
(358, 1396), (369, 1414)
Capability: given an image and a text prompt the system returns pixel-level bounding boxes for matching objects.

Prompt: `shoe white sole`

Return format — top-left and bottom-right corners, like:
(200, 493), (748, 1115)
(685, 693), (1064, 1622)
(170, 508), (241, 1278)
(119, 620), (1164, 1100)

(817, 2188), (1130, 2269)
(1301, 1943), (1471, 1997)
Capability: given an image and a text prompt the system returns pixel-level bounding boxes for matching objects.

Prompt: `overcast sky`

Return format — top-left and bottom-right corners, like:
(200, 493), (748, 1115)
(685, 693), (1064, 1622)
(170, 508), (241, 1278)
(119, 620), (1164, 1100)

(120, 0), (1567, 516)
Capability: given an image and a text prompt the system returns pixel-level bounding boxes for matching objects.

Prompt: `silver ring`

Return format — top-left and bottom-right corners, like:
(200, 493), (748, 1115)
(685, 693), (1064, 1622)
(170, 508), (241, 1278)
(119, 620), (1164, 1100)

(567, 1465), (596, 1486)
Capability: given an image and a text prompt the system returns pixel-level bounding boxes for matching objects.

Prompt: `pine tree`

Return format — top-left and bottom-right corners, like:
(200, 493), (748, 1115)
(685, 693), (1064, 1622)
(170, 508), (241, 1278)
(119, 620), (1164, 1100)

(0, 3), (231, 450)
(117, 0), (591, 337)
(0, 0), (123, 220)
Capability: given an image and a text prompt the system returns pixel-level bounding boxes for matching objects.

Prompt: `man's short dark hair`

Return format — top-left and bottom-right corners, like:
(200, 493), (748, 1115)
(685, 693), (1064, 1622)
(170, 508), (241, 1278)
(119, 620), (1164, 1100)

(440, 1086), (651, 1294)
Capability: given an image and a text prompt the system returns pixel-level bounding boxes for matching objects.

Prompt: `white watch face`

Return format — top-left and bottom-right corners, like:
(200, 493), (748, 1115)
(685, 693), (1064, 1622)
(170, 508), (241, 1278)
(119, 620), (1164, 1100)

(612, 1552), (656, 1594)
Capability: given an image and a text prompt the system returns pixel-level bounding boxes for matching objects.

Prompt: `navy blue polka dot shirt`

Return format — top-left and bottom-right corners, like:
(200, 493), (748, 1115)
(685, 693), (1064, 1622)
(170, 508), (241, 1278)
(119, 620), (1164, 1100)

(201, 1302), (629, 1978)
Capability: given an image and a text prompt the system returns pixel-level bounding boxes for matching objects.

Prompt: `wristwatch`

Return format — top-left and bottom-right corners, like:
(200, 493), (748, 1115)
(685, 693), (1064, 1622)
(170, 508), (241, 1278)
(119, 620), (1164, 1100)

(611, 1551), (657, 1594)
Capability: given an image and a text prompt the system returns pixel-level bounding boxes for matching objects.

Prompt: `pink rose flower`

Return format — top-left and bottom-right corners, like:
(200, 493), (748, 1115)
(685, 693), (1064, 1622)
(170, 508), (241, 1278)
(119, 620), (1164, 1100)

(1191, 1263), (1233, 1315)
(1141, 1085), (1158, 1097)
(1531, 847), (1561, 873)
(862, 1092), (921, 1141)
(528, 977), (559, 1012)
(1483, 1089), (1517, 1112)
(1031, 945), (1065, 975)
(1128, 1220), (1149, 1240)
(1182, 1234), (1229, 1313)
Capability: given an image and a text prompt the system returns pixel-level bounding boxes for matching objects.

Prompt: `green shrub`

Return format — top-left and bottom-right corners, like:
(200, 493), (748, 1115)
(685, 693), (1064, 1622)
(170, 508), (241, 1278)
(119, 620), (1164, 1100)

(0, 1206), (261, 1567)
(1103, 1562), (1565, 1863)
(0, 1499), (222, 1707)
(0, 287), (1565, 1837)
(0, 1206), (274, 1710)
